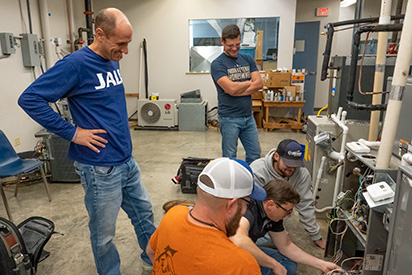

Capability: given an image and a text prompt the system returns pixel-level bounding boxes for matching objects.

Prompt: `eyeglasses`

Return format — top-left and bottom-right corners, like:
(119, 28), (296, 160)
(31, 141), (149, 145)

(275, 202), (293, 215)
(240, 197), (252, 204)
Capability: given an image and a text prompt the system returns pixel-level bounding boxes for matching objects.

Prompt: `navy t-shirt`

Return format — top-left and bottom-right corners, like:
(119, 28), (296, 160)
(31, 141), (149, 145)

(211, 53), (258, 117)
(19, 47), (132, 166)
(244, 200), (285, 243)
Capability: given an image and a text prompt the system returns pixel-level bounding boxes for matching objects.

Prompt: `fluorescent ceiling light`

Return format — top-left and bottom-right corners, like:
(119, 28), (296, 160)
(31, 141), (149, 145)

(340, 0), (357, 7)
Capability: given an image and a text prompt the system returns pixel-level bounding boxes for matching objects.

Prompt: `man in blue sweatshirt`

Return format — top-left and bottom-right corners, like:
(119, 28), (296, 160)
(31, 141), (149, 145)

(18, 8), (155, 275)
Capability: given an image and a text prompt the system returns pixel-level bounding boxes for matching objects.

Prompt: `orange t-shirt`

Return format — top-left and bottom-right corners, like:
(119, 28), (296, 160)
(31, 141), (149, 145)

(149, 205), (261, 275)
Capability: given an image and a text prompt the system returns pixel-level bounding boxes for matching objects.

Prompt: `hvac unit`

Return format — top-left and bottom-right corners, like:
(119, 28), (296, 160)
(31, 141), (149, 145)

(137, 99), (178, 128)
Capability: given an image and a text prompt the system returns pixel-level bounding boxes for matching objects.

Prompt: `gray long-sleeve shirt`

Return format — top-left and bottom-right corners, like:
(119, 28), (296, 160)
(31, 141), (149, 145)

(250, 149), (321, 241)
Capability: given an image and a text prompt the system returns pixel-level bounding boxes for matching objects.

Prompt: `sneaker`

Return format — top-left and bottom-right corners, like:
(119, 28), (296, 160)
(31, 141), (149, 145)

(162, 200), (195, 212)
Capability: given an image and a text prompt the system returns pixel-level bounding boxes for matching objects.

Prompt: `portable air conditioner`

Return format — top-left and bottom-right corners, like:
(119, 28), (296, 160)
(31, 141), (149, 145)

(137, 99), (178, 128)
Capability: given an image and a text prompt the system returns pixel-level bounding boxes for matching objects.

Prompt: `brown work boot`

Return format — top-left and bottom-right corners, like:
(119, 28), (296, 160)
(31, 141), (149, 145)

(162, 200), (195, 212)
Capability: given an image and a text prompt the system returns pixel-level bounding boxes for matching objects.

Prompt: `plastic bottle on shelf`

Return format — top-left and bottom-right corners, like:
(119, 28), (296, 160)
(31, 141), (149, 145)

(291, 69), (305, 101)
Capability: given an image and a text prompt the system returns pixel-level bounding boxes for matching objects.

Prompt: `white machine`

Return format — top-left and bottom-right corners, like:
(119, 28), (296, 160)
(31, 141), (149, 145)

(305, 115), (370, 211)
(137, 99), (178, 128)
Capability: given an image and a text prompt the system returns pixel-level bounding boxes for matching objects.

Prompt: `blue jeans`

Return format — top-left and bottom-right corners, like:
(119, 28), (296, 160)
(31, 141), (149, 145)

(219, 115), (261, 164)
(74, 157), (156, 275)
(259, 246), (297, 275)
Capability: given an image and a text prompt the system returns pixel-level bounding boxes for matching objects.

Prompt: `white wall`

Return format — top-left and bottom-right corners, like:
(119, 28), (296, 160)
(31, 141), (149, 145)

(1, 0), (297, 151)
(89, 0), (297, 116)
(0, 0), (69, 152)
(295, 0), (341, 110)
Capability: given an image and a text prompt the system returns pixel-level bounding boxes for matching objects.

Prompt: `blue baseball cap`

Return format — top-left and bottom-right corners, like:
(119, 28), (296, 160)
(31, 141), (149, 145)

(276, 139), (304, 167)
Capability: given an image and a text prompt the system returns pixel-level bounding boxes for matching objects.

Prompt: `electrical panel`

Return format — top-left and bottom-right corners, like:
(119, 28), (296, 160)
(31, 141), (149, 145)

(0, 32), (15, 54)
(20, 33), (40, 67)
(325, 147), (400, 274)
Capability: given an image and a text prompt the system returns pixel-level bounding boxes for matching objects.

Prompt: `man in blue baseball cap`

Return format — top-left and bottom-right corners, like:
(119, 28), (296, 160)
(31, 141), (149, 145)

(250, 139), (326, 249)
(147, 158), (266, 274)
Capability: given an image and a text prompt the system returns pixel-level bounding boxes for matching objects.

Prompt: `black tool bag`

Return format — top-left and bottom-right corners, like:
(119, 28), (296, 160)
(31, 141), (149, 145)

(173, 157), (213, 193)
(0, 216), (55, 275)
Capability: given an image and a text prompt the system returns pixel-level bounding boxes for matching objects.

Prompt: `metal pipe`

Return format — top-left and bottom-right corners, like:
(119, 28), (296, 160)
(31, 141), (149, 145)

(369, 0), (392, 141)
(321, 24), (335, 81)
(39, 0), (54, 70)
(352, 0), (364, 37)
(84, 0), (93, 45)
(346, 24), (403, 110)
(26, 0), (33, 34)
(377, 1), (412, 169)
(391, 0), (404, 43)
(320, 14), (405, 81)
(139, 41), (144, 96)
(66, 0), (74, 53)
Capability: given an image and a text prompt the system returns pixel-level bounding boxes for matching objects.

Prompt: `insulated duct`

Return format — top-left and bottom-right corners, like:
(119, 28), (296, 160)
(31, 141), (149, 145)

(377, 1), (412, 169)
(369, 0), (392, 141)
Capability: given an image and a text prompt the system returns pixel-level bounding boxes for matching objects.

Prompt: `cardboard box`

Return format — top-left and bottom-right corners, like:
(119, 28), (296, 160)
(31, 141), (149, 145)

(284, 86), (297, 98)
(265, 71), (291, 88)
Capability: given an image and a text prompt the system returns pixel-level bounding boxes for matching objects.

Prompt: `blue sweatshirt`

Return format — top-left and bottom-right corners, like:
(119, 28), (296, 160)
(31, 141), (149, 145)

(18, 47), (132, 166)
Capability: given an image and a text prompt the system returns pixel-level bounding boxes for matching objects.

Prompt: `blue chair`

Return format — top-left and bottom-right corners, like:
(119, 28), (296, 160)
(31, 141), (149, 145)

(0, 130), (52, 222)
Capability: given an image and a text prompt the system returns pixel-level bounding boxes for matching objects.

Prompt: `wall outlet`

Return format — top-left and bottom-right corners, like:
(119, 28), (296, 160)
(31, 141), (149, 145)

(14, 137), (20, 146)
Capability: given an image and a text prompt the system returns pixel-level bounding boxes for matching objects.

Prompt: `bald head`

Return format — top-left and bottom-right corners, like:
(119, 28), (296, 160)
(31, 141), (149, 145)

(94, 8), (131, 38)
(90, 7), (132, 61)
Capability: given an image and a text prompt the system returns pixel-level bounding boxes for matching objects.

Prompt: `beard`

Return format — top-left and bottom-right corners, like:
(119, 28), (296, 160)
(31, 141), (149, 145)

(225, 201), (243, 237)
(274, 159), (296, 178)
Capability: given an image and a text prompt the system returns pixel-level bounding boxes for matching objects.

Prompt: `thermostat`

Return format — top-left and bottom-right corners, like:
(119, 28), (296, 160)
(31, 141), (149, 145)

(366, 181), (395, 202)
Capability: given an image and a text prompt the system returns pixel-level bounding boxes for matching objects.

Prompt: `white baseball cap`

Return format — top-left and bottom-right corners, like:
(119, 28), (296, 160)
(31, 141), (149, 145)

(197, 158), (267, 201)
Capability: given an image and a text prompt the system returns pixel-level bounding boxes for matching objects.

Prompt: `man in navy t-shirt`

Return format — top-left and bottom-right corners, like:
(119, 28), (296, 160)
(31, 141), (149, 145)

(211, 24), (262, 165)
(18, 8), (156, 275)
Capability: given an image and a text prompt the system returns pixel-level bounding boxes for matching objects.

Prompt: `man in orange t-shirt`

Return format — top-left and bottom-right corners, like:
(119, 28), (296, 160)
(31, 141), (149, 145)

(147, 158), (267, 274)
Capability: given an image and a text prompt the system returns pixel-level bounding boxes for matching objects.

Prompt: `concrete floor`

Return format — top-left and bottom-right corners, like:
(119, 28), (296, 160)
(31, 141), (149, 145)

(1, 128), (331, 274)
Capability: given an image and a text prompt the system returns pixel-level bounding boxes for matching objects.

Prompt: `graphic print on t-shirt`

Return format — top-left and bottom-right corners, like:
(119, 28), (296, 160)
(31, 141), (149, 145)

(94, 69), (123, 90)
(154, 245), (178, 275)
(227, 64), (251, 82)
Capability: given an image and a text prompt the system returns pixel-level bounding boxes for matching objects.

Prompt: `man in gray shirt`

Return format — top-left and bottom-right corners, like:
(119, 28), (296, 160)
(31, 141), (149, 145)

(250, 139), (325, 249)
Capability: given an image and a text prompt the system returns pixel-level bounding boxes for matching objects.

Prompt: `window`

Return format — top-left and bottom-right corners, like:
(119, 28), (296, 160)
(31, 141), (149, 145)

(189, 17), (280, 72)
